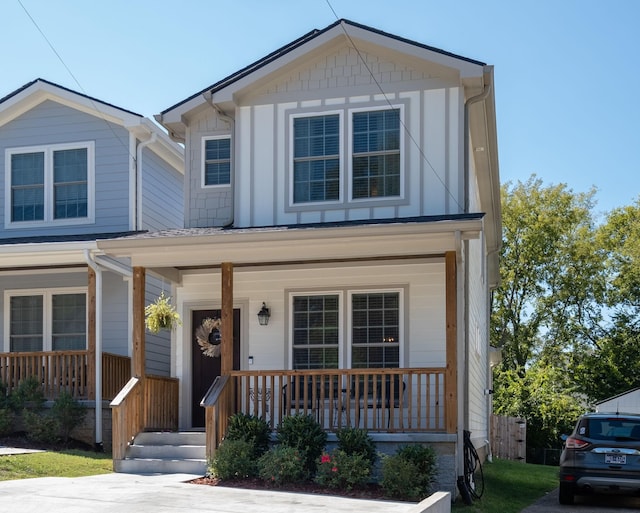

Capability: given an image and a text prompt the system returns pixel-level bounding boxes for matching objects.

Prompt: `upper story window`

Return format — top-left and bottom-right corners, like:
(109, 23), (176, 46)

(293, 114), (340, 203)
(351, 109), (401, 199)
(5, 289), (87, 352)
(203, 136), (231, 187)
(5, 142), (94, 228)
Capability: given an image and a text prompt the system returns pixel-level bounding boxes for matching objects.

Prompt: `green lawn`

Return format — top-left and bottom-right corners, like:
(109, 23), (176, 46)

(0, 449), (112, 481)
(452, 459), (557, 513)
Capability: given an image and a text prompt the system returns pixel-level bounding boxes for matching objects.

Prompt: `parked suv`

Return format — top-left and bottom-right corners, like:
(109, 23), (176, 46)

(559, 412), (640, 504)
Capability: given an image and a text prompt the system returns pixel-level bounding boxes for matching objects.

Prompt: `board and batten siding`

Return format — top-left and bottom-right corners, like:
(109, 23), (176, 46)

(230, 87), (463, 228)
(0, 100), (132, 237)
(140, 146), (184, 231)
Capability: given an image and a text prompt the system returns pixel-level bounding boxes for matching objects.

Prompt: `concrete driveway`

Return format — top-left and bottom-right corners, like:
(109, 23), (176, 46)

(0, 473), (413, 513)
(521, 488), (640, 513)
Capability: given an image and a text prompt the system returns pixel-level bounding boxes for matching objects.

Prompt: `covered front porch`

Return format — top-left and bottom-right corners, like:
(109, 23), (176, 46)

(99, 218), (474, 467)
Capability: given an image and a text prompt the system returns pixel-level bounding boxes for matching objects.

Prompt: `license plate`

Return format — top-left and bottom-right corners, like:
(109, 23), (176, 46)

(605, 454), (627, 465)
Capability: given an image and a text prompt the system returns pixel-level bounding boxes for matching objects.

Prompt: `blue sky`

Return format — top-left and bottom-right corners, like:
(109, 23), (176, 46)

(3, 0), (638, 216)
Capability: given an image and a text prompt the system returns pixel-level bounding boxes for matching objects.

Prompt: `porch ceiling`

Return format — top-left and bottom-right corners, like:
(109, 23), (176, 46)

(96, 217), (482, 269)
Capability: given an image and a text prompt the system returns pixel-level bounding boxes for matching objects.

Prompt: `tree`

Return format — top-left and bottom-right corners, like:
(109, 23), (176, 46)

(491, 176), (605, 376)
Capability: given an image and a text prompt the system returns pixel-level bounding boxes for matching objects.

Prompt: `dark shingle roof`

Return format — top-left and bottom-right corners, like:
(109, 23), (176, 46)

(0, 231), (146, 246)
(161, 18), (486, 115)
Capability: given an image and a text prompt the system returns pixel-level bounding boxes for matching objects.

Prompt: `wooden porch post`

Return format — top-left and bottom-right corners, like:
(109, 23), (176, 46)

(87, 267), (96, 400)
(221, 262), (233, 376)
(445, 251), (458, 434)
(132, 267), (146, 379)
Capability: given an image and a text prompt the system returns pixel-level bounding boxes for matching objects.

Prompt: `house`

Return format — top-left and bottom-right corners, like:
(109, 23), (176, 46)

(0, 79), (184, 449)
(97, 19), (500, 494)
(596, 388), (640, 414)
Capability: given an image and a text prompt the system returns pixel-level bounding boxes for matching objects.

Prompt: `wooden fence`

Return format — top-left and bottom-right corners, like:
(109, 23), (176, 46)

(490, 414), (527, 462)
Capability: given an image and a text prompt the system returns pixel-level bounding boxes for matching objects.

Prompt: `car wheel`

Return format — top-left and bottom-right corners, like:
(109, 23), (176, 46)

(558, 482), (575, 505)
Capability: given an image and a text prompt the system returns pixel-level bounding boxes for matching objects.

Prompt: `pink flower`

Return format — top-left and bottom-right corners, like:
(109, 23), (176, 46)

(321, 454), (331, 464)
(332, 467), (338, 473)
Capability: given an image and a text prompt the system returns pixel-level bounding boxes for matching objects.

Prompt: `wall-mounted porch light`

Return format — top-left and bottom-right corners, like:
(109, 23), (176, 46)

(257, 302), (271, 326)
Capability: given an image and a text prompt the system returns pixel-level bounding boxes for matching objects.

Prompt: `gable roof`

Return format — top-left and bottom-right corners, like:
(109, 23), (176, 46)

(160, 19), (486, 118)
(157, 18), (488, 129)
(0, 78), (184, 172)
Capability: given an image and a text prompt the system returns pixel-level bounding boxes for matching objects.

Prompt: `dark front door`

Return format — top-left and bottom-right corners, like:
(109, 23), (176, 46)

(191, 309), (240, 427)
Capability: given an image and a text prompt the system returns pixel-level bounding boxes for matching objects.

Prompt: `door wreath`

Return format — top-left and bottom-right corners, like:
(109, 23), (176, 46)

(196, 317), (222, 357)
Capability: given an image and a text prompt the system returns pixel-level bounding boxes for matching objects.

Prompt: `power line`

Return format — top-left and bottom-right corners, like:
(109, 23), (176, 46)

(324, 0), (463, 211)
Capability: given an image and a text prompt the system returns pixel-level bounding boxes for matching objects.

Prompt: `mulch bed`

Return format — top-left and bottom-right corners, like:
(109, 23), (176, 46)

(190, 476), (395, 501)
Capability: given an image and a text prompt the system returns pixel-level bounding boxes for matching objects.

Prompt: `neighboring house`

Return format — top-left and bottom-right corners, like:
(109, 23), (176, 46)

(98, 19), (500, 494)
(0, 79), (184, 449)
(596, 388), (640, 414)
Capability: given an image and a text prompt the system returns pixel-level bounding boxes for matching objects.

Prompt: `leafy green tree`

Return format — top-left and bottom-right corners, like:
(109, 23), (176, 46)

(491, 176), (605, 376)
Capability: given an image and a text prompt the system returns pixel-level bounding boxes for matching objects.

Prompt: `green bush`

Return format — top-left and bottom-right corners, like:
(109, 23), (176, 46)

(276, 414), (326, 474)
(52, 391), (86, 443)
(10, 377), (45, 412)
(380, 444), (438, 501)
(258, 445), (307, 485)
(23, 410), (60, 445)
(336, 427), (377, 466)
(225, 413), (271, 458)
(209, 439), (258, 480)
(314, 449), (371, 490)
(0, 408), (14, 436)
(0, 382), (10, 410)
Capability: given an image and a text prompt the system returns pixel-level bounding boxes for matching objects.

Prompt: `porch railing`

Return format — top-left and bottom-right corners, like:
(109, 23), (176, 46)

(0, 350), (132, 401)
(203, 368), (446, 460)
(144, 375), (179, 431)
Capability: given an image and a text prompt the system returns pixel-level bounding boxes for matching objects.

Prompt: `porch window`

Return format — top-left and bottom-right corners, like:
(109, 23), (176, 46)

(203, 136), (231, 186)
(352, 109), (401, 199)
(6, 290), (87, 352)
(351, 292), (400, 368)
(6, 142), (93, 227)
(293, 114), (340, 203)
(292, 294), (339, 369)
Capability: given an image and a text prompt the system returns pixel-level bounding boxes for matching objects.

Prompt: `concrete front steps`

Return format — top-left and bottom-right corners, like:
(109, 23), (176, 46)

(114, 431), (207, 475)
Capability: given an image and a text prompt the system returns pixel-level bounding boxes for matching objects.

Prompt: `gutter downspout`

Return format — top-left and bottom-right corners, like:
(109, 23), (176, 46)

(84, 250), (103, 451)
(203, 92), (235, 227)
(135, 134), (157, 231)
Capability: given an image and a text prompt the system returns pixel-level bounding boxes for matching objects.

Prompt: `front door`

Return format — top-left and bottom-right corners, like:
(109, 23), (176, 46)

(191, 309), (240, 427)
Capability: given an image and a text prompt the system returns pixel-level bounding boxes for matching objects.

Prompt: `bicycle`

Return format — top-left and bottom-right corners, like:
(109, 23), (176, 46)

(463, 429), (485, 501)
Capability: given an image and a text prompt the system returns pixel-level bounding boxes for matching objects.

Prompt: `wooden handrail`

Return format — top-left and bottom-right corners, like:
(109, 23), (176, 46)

(110, 377), (142, 462)
(203, 375), (235, 461)
(201, 375), (229, 407)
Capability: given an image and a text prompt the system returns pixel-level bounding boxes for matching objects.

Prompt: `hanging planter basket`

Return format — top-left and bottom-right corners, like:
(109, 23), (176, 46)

(196, 318), (222, 358)
(144, 292), (182, 333)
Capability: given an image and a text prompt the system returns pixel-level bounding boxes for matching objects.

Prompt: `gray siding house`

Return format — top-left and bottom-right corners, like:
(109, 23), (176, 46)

(0, 79), (184, 448)
(98, 19), (501, 495)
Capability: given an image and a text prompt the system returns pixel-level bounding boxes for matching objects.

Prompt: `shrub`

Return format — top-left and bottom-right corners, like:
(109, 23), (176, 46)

(276, 414), (326, 474)
(209, 439), (258, 480)
(380, 444), (438, 501)
(0, 382), (9, 410)
(23, 410), (60, 445)
(10, 377), (45, 412)
(258, 445), (307, 486)
(52, 391), (86, 443)
(225, 413), (271, 458)
(0, 408), (14, 436)
(336, 427), (377, 466)
(314, 449), (371, 490)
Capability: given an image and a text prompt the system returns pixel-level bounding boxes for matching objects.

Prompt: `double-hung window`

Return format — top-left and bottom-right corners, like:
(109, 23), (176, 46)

(352, 109), (401, 199)
(6, 142), (93, 227)
(203, 136), (231, 187)
(292, 294), (340, 369)
(293, 114), (340, 203)
(351, 292), (400, 368)
(6, 289), (87, 352)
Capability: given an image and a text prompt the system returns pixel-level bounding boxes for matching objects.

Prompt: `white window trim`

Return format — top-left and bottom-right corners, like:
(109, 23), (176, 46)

(4, 141), (95, 229)
(347, 104), (405, 203)
(3, 287), (88, 352)
(288, 291), (343, 370)
(201, 135), (232, 189)
(346, 288), (404, 369)
(288, 110), (344, 208)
